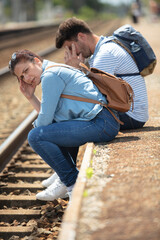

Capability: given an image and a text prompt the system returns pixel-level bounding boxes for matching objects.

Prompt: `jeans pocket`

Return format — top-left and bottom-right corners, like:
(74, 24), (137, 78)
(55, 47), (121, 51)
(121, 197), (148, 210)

(94, 109), (119, 142)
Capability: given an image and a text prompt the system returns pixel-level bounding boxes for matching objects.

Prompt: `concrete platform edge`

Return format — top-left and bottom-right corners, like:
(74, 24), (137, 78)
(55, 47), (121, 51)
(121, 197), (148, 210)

(58, 142), (94, 240)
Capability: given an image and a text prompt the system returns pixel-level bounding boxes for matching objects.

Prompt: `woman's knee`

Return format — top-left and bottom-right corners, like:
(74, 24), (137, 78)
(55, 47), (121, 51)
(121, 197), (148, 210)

(28, 128), (41, 146)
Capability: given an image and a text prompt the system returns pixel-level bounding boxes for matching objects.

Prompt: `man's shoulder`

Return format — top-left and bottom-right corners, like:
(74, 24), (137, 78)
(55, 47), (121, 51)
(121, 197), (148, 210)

(98, 40), (125, 58)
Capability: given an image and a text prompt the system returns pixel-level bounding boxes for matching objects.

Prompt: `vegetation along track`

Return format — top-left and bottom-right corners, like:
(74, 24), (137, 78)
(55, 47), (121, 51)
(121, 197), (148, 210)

(0, 19), (121, 240)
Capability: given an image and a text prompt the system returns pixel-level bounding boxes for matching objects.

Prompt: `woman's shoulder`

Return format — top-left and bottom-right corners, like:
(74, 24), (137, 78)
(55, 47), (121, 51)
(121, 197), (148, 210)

(42, 59), (57, 71)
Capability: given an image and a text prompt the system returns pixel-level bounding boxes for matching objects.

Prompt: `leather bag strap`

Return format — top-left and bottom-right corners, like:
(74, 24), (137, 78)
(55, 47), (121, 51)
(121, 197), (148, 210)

(61, 94), (124, 125)
(45, 64), (77, 71)
(45, 64), (123, 125)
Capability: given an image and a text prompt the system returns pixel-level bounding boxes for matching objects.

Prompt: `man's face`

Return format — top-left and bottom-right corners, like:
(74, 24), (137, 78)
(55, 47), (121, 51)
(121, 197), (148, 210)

(63, 34), (92, 59)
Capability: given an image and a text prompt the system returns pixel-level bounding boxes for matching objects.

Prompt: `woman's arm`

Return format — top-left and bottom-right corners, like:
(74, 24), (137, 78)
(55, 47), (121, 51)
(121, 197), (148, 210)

(34, 71), (65, 127)
(28, 95), (41, 113)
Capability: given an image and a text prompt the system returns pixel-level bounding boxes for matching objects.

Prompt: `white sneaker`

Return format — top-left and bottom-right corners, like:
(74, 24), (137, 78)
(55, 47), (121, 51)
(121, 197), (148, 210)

(67, 184), (75, 204)
(41, 172), (59, 188)
(36, 178), (67, 201)
(67, 191), (72, 202)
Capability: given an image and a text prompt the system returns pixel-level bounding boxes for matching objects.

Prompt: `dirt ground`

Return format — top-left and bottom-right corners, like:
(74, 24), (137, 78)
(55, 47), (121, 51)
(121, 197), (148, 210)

(76, 17), (160, 240)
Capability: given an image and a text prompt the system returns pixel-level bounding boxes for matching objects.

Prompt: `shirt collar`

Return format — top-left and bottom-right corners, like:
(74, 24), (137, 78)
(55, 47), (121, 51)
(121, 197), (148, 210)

(89, 36), (105, 63)
(42, 59), (49, 72)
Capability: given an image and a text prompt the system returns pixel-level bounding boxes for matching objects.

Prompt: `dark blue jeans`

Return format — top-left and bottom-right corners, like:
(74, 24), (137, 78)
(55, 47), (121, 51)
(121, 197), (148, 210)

(119, 112), (146, 130)
(66, 146), (79, 164)
(28, 108), (120, 187)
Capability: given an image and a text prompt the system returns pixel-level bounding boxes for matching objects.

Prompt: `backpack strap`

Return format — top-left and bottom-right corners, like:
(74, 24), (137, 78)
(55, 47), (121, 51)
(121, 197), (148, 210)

(104, 37), (140, 77)
(61, 94), (124, 125)
(116, 73), (140, 77)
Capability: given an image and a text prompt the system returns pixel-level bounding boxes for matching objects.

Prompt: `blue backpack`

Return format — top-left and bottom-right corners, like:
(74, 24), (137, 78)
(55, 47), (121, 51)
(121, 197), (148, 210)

(106, 24), (157, 77)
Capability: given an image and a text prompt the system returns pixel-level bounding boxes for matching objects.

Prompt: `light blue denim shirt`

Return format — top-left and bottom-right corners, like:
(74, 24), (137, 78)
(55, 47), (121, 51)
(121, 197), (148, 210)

(33, 60), (107, 127)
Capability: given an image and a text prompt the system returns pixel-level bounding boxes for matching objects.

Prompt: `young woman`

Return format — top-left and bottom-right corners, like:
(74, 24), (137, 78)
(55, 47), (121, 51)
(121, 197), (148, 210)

(9, 49), (120, 202)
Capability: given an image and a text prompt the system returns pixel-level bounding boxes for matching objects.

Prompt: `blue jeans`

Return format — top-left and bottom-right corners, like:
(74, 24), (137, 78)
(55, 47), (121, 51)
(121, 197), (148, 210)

(28, 108), (120, 187)
(119, 112), (146, 130)
(67, 146), (79, 164)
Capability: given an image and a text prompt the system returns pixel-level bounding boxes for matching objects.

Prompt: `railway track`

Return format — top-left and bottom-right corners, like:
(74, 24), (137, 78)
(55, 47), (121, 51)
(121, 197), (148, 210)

(0, 130), (85, 240)
(0, 140), (68, 240)
(0, 19), (122, 240)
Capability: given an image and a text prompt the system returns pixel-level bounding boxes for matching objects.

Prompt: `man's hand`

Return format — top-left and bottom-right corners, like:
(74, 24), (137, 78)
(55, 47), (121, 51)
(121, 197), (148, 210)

(64, 43), (84, 68)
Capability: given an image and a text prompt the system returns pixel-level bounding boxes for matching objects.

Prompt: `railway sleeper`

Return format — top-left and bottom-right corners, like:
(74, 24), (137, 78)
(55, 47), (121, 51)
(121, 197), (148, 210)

(0, 226), (34, 240)
(0, 195), (47, 208)
(0, 197), (67, 240)
(7, 163), (52, 172)
(0, 172), (51, 183)
(13, 154), (44, 162)
(0, 183), (44, 194)
(0, 209), (41, 222)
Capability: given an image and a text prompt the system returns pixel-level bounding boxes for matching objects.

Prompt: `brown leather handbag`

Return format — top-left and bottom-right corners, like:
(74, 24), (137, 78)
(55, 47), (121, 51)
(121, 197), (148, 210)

(79, 63), (134, 113)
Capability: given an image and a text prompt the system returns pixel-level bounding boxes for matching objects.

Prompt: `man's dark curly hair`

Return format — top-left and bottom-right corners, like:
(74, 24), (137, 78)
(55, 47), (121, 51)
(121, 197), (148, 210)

(56, 17), (92, 49)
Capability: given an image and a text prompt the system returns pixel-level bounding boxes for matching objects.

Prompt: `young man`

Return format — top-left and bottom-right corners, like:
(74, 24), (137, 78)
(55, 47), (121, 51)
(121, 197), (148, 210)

(55, 17), (149, 130)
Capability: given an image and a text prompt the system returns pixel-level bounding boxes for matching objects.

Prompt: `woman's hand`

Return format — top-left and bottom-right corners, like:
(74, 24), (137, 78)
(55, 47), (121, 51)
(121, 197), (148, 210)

(64, 44), (84, 68)
(19, 79), (41, 113)
(19, 79), (36, 100)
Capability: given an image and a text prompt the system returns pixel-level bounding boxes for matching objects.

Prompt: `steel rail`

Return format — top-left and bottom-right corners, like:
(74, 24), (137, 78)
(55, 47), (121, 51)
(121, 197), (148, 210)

(0, 20), (61, 36)
(0, 20), (62, 77)
(0, 110), (37, 172)
(0, 19), (119, 78)
(0, 45), (57, 78)
(0, 66), (9, 76)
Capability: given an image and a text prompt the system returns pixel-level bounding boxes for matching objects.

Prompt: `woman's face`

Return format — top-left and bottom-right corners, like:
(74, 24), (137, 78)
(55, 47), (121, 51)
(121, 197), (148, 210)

(14, 58), (43, 87)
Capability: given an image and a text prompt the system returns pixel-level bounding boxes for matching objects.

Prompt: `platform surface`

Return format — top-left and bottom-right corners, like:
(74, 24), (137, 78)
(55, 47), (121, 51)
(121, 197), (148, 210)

(76, 17), (160, 240)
